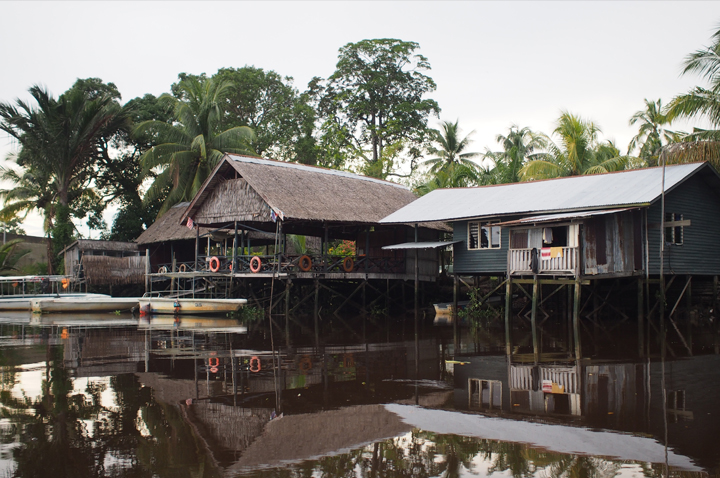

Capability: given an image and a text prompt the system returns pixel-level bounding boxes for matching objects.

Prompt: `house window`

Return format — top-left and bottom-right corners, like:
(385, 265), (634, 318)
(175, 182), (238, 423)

(469, 379), (503, 410)
(665, 213), (684, 245)
(468, 222), (501, 250)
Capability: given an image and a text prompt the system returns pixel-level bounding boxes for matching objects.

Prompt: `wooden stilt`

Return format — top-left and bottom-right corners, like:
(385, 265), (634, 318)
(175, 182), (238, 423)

(285, 280), (291, 348)
(314, 279), (320, 349)
(505, 276), (512, 356)
(638, 278), (645, 357)
(686, 275), (693, 353)
(573, 279), (582, 360)
(453, 274), (459, 353)
(531, 275), (539, 363)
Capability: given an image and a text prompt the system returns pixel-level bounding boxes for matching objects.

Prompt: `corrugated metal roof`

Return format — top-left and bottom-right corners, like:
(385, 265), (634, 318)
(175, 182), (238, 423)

(382, 240), (461, 250)
(493, 208), (637, 226)
(380, 163), (707, 224)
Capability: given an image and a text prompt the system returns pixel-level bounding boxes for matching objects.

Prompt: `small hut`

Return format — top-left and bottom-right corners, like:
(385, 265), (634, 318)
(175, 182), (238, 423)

(60, 239), (145, 287)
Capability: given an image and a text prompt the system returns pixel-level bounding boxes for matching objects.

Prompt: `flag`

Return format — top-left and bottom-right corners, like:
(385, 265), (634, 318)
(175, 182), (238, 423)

(271, 210), (277, 223)
(186, 217), (194, 229)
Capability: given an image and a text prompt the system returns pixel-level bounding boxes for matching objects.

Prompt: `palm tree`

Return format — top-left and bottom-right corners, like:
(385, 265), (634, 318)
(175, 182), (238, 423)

(0, 163), (56, 272)
(423, 120), (481, 174)
(664, 26), (720, 167)
(136, 76), (256, 216)
(0, 239), (30, 275)
(520, 112), (627, 180)
(628, 99), (672, 167)
(414, 162), (481, 196)
(483, 125), (546, 184)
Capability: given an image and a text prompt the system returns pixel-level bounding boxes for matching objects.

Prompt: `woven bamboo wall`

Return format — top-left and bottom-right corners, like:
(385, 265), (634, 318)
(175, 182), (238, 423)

(196, 178), (271, 224)
(82, 255), (146, 286)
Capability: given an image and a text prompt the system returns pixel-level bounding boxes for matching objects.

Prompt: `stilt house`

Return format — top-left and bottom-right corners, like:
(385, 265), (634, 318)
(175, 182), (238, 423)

(380, 162), (720, 280)
(151, 154), (445, 281)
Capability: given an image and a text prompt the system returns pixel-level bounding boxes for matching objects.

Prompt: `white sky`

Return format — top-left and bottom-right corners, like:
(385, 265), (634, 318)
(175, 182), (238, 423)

(1, 1), (718, 237)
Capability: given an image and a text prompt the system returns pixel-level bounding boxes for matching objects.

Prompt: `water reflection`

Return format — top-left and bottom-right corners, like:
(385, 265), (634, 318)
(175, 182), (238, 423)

(0, 311), (716, 477)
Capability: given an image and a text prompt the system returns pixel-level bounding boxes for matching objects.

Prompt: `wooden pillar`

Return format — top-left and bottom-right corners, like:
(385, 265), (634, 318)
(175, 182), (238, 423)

(713, 276), (718, 319)
(314, 279), (320, 349)
(285, 280), (291, 348)
(686, 276), (693, 353)
(505, 276), (512, 356)
(531, 275), (539, 363)
(453, 274), (459, 353)
(414, 224), (419, 379)
(573, 279), (582, 360)
(638, 278), (645, 357)
(233, 221), (238, 272)
(194, 225), (199, 298)
(144, 248), (150, 294)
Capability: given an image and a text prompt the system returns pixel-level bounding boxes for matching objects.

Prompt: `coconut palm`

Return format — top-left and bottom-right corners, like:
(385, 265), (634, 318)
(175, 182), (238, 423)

(423, 120), (481, 174)
(628, 99), (673, 167)
(136, 76), (256, 216)
(0, 163), (56, 272)
(664, 26), (720, 167)
(520, 112), (628, 180)
(414, 162), (481, 196)
(483, 125), (547, 184)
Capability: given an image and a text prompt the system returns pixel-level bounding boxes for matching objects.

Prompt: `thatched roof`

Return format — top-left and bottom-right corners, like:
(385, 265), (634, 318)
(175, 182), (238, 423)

(136, 201), (278, 245)
(60, 239), (139, 255)
(136, 202), (211, 245)
(183, 154), (421, 227)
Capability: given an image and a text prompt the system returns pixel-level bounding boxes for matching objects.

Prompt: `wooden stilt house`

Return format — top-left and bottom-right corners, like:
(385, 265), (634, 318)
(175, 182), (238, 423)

(151, 154), (445, 282)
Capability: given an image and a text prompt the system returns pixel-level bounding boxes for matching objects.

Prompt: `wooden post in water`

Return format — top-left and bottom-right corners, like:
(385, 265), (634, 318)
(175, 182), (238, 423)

(414, 224), (419, 379)
(285, 279), (291, 348)
(145, 248), (150, 294)
(453, 274), (459, 353)
(505, 276), (512, 356)
(314, 279), (320, 349)
(531, 275), (539, 363)
(638, 278), (645, 357)
(686, 276), (693, 353)
(573, 279), (582, 360)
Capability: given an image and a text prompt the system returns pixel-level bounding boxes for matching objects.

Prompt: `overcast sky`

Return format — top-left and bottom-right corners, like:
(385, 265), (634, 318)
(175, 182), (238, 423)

(1, 1), (719, 237)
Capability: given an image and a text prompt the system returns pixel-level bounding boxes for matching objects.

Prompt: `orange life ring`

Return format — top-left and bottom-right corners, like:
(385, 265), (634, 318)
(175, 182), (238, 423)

(229, 263), (233, 271)
(208, 357), (219, 367)
(342, 257), (354, 272)
(209, 256), (220, 272)
(299, 355), (312, 374)
(178, 264), (187, 273)
(250, 256), (262, 273)
(298, 255), (312, 272)
(249, 356), (261, 372)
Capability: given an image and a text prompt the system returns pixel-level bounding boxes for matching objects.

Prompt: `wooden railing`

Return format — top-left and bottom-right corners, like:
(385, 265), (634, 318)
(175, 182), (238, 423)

(156, 254), (405, 275)
(508, 247), (578, 276)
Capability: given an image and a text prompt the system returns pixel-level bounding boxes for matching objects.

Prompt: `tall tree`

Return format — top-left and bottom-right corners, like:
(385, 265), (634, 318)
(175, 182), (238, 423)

(628, 99), (672, 167)
(520, 112), (627, 180)
(207, 67), (318, 164)
(422, 120), (480, 174)
(135, 76), (256, 216)
(665, 25), (720, 166)
(483, 125), (546, 184)
(0, 82), (126, 270)
(309, 38), (440, 176)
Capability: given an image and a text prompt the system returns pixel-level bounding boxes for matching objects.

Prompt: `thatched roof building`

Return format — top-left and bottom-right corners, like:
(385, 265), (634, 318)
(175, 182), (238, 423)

(136, 202), (209, 245)
(182, 154), (432, 236)
(60, 239), (144, 286)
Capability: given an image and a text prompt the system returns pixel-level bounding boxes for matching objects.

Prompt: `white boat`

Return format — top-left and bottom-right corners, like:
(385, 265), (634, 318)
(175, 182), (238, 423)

(137, 297), (247, 315)
(0, 293), (110, 311)
(138, 315), (247, 332)
(30, 297), (139, 314)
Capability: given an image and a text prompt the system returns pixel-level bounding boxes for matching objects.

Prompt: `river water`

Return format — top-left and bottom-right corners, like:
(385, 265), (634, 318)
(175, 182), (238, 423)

(0, 310), (717, 478)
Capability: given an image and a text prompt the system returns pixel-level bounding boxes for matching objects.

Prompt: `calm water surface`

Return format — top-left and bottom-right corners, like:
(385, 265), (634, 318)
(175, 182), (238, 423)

(0, 310), (717, 478)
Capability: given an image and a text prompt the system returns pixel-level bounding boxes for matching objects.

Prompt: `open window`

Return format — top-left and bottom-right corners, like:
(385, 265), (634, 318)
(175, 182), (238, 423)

(468, 222), (501, 250)
(665, 213), (684, 245)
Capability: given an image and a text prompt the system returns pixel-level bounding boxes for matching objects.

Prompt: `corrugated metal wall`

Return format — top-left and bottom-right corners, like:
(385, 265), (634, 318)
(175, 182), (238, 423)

(452, 221), (508, 274)
(647, 173), (720, 275)
(583, 210), (641, 276)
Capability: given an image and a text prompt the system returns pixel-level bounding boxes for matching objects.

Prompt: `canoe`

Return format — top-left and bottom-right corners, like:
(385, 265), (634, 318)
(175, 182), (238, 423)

(30, 297), (139, 314)
(0, 293), (110, 311)
(137, 297), (247, 315)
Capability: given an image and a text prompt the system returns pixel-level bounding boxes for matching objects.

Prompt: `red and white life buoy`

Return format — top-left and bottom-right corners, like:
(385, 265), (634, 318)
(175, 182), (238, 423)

(209, 256), (220, 272)
(250, 256), (262, 273)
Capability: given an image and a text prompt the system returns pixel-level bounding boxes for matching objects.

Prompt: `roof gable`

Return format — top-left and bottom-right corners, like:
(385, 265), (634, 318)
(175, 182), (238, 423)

(184, 154), (419, 225)
(380, 163), (714, 224)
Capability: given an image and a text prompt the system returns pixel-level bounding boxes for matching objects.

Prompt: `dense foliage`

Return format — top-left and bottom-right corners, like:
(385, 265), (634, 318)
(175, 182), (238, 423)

(2, 27), (720, 254)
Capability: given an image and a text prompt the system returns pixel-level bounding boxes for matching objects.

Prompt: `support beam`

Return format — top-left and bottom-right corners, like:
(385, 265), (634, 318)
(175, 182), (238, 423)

(573, 279), (582, 360)
(531, 275), (539, 363)
(505, 276), (512, 356)
(453, 274), (459, 353)
(314, 279), (320, 349)
(285, 280), (291, 348)
(638, 278), (645, 357)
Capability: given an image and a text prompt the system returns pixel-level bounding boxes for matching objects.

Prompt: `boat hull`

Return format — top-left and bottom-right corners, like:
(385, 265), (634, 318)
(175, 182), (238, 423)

(31, 297), (139, 314)
(137, 298), (247, 315)
(0, 294), (110, 312)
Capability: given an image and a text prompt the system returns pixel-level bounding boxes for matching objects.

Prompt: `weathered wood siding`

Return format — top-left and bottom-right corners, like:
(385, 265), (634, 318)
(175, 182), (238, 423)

(583, 210), (641, 276)
(647, 173), (720, 275)
(452, 221), (509, 275)
(195, 178), (271, 224)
